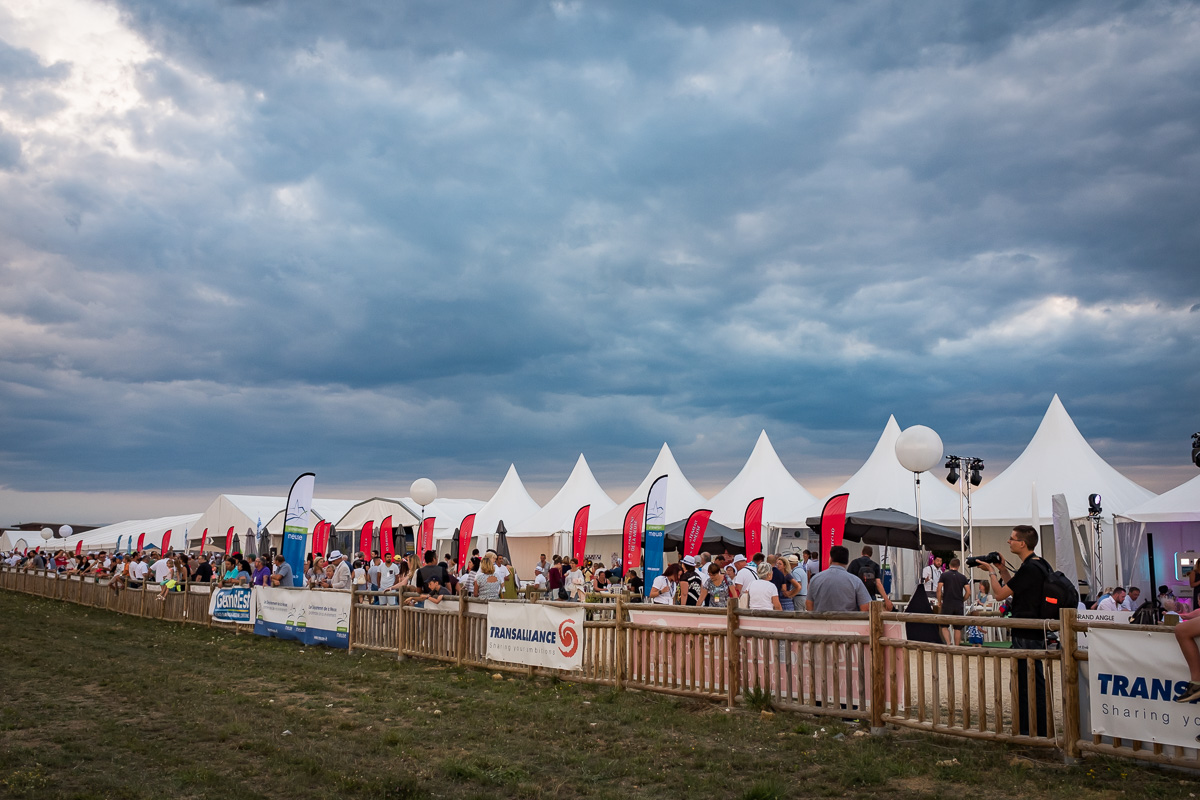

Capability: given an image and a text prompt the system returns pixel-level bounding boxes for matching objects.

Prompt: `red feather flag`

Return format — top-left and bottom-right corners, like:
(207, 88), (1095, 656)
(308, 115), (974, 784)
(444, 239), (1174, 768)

(161, 530), (172, 553)
(621, 503), (645, 576)
(743, 497), (764, 561)
(683, 509), (713, 560)
(313, 521), (329, 557)
(819, 493), (850, 571)
(75, 540), (82, 556)
(225, 526), (234, 555)
(572, 505), (590, 561)
(379, 516), (394, 559)
(418, 517), (436, 556)
(457, 514), (476, 573)
(136, 533), (145, 552)
(359, 520), (375, 557)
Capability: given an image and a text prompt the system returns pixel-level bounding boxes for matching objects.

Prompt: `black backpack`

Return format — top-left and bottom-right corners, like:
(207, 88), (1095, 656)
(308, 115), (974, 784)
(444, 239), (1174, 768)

(1032, 557), (1079, 619)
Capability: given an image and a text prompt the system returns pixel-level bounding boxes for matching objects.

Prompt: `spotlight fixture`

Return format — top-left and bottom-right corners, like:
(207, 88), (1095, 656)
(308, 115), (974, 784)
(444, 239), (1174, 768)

(945, 456), (961, 485)
(969, 460), (984, 486)
(1088, 493), (1103, 515)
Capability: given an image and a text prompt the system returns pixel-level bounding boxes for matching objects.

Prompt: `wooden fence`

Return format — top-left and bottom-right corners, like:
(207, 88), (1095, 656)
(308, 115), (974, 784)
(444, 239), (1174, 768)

(2, 566), (1194, 770)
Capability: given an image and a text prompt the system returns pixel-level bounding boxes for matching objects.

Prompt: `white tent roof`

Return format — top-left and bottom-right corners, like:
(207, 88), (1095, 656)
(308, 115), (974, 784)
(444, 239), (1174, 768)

(336, 497), (421, 532)
(187, 495), (359, 550)
(591, 443), (709, 532)
(263, 498), (359, 534)
(462, 464), (541, 544)
(971, 394), (1156, 526)
(776, 415), (961, 527)
(510, 454), (616, 538)
(57, 514), (202, 553)
(1120, 473), (1200, 523)
(709, 430), (817, 528)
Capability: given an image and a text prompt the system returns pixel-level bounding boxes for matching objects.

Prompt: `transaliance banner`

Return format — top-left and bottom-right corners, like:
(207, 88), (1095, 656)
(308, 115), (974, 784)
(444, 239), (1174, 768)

(642, 475), (668, 599)
(621, 503), (644, 577)
(1089, 627), (1200, 748)
(281, 473), (315, 588)
(819, 493), (849, 571)
(457, 514), (476, 573)
(208, 586), (253, 624)
(485, 601), (583, 670)
(683, 509), (713, 560)
(252, 586), (350, 648)
(572, 505), (590, 561)
(743, 497), (764, 561)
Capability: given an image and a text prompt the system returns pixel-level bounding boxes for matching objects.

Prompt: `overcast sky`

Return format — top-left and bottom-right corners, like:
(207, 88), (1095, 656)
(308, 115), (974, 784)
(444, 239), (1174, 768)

(1, 0), (1198, 525)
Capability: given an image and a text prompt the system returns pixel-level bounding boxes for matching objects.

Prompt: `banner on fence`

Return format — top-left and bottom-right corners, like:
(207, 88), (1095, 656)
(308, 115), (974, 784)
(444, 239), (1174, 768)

(486, 602), (584, 670)
(252, 587), (350, 648)
(1089, 627), (1198, 748)
(1076, 609), (1132, 650)
(208, 586), (253, 623)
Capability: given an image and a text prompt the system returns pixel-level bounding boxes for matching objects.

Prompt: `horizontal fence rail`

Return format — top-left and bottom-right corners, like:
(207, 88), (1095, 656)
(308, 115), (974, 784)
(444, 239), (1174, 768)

(4, 566), (1195, 771)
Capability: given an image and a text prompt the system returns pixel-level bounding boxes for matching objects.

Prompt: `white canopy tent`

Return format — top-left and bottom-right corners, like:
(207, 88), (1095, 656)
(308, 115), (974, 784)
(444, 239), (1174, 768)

(1116, 472), (1200, 597)
(772, 415), (961, 597)
(188, 495), (359, 554)
(589, 443), (710, 572)
(508, 454), (616, 572)
(709, 430), (817, 542)
(460, 464), (541, 555)
(55, 514), (203, 554)
(970, 394), (1156, 587)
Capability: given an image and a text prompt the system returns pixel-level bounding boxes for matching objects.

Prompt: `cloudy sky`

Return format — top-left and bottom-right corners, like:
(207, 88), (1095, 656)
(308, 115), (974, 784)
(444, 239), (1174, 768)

(1, 0), (1198, 524)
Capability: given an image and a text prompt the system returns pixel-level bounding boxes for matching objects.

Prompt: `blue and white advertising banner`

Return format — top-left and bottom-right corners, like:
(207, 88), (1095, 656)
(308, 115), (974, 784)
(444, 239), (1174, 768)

(281, 473), (315, 588)
(252, 586), (350, 648)
(1089, 627), (1199, 748)
(1076, 609), (1132, 650)
(486, 601), (583, 670)
(208, 586), (253, 624)
(642, 475), (667, 599)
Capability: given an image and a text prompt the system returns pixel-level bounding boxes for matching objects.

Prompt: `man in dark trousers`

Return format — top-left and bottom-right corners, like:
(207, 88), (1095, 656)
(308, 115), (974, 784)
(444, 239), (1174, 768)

(980, 525), (1048, 737)
(936, 558), (971, 645)
(848, 546), (893, 611)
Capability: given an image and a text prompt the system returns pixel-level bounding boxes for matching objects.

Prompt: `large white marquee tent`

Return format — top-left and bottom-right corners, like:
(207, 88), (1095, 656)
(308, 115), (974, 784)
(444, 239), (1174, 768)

(1116, 472), (1200, 597)
(709, 430), (817, 535)
(452, 464), (541, 554)
(55, 514), (203, 554)
(508, 454), (617, 569)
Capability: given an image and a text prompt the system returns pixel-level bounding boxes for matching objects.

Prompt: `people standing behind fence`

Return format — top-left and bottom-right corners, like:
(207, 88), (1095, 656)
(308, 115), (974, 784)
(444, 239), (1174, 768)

(566, 558), (585, 601)
(546, 555), (566, 599)
(921, 555), (944, 597)
(128, 554), (148, 589)
(696, 562), (730, 607)
(329, 551), (352, 591)
(767, 554), (800, 611)
(730, 554), (756, 599)
(593, 566), (610, 592)
(979, 525), (1048, 738)
(936, 558), (970, 645)
(371, 554), (402, 605)
(742, 562), (780, 610)
(475, 556), (503, 600)
(251, 557), (271, 586)
(406, 573), (450, 607)
(649, 563), (681, 605)
(270, 554), (294, 587)
(787, 554), (808, 608)
(459, 557), (481, 596)
(679, 556), (702, 606)
(807, 546), (871, 613)
(848, 546), (893, 611)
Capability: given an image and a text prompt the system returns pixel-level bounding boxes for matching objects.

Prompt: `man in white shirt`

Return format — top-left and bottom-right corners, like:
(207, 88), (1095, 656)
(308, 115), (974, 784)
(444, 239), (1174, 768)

(1119, 587), (1139, 611)
(732, 554), (758, 598)
(150, 553), (172, 585)
(1098, 587), (1127, 612)
(128, 554), (149, 588)
(532, 565), (548, 594)
(922, 556), (944, 594)
(329, 551), (352, 591)
(374, 555), (401, 605)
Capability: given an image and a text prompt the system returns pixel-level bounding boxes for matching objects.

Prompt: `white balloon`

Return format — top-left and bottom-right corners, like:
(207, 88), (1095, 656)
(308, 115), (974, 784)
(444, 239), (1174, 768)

(410, 478), (438, 507)
(59, 525), (73, 537)
(40, 527), (53, 540)
(895, 425), (944, 473)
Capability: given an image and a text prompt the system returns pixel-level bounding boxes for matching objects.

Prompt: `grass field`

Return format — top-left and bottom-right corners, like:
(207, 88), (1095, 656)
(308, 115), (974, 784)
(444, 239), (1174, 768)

(0, 591), (1194, 800)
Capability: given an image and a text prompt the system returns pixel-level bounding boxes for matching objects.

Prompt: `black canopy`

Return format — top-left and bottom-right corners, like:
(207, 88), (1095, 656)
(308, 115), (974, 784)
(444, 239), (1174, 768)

(658, 517), (745, 555)
(804, 507), (963, 551)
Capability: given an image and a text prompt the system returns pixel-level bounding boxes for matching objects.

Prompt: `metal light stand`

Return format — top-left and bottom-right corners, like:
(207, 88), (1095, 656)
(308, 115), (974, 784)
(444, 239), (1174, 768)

(1090, 511), (1104, 589)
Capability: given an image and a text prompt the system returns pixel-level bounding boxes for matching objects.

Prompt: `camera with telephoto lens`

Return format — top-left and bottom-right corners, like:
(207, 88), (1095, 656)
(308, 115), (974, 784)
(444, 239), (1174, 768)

(965, 552), (1002, 569)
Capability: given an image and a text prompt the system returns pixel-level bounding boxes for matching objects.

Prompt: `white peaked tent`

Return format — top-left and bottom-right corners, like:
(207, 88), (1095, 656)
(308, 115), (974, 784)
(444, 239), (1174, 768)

(709, 430), (817, 532)
(336, 497), (422, 533)
(262, 499), (359, 536)
(415, 497), (488, 551)
(589, 443), (710, 570)
(1115, 473), (1200, 596)
(187, 495), (289, 552)
(57, 514), (202, 554)
(508, 454), (617, 571)
(457, 464), (541, 555)
(772, 415), (960, 598)
(970, 395), (1156, 586)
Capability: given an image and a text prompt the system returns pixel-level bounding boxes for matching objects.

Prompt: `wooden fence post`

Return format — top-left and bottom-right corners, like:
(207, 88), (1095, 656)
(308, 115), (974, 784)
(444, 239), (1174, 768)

(139, 580), (148, 618)
(726, 597), (740, 708)
(396, 592), (406, 660)
(348, 586), (356, 654)
(614, 596), (626, 692)
(457, 591), (468, 667)
(1060, 607), (1081, 764)
(869, 600), (886, 734)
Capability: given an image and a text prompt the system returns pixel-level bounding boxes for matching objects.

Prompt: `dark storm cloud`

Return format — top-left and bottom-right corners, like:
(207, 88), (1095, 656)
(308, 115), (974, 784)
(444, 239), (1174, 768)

(1, 0), (1198, 508)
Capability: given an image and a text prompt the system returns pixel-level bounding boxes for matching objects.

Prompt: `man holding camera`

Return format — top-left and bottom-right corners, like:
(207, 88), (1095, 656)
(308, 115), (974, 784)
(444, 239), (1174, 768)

(978, 525), (1047, 738)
